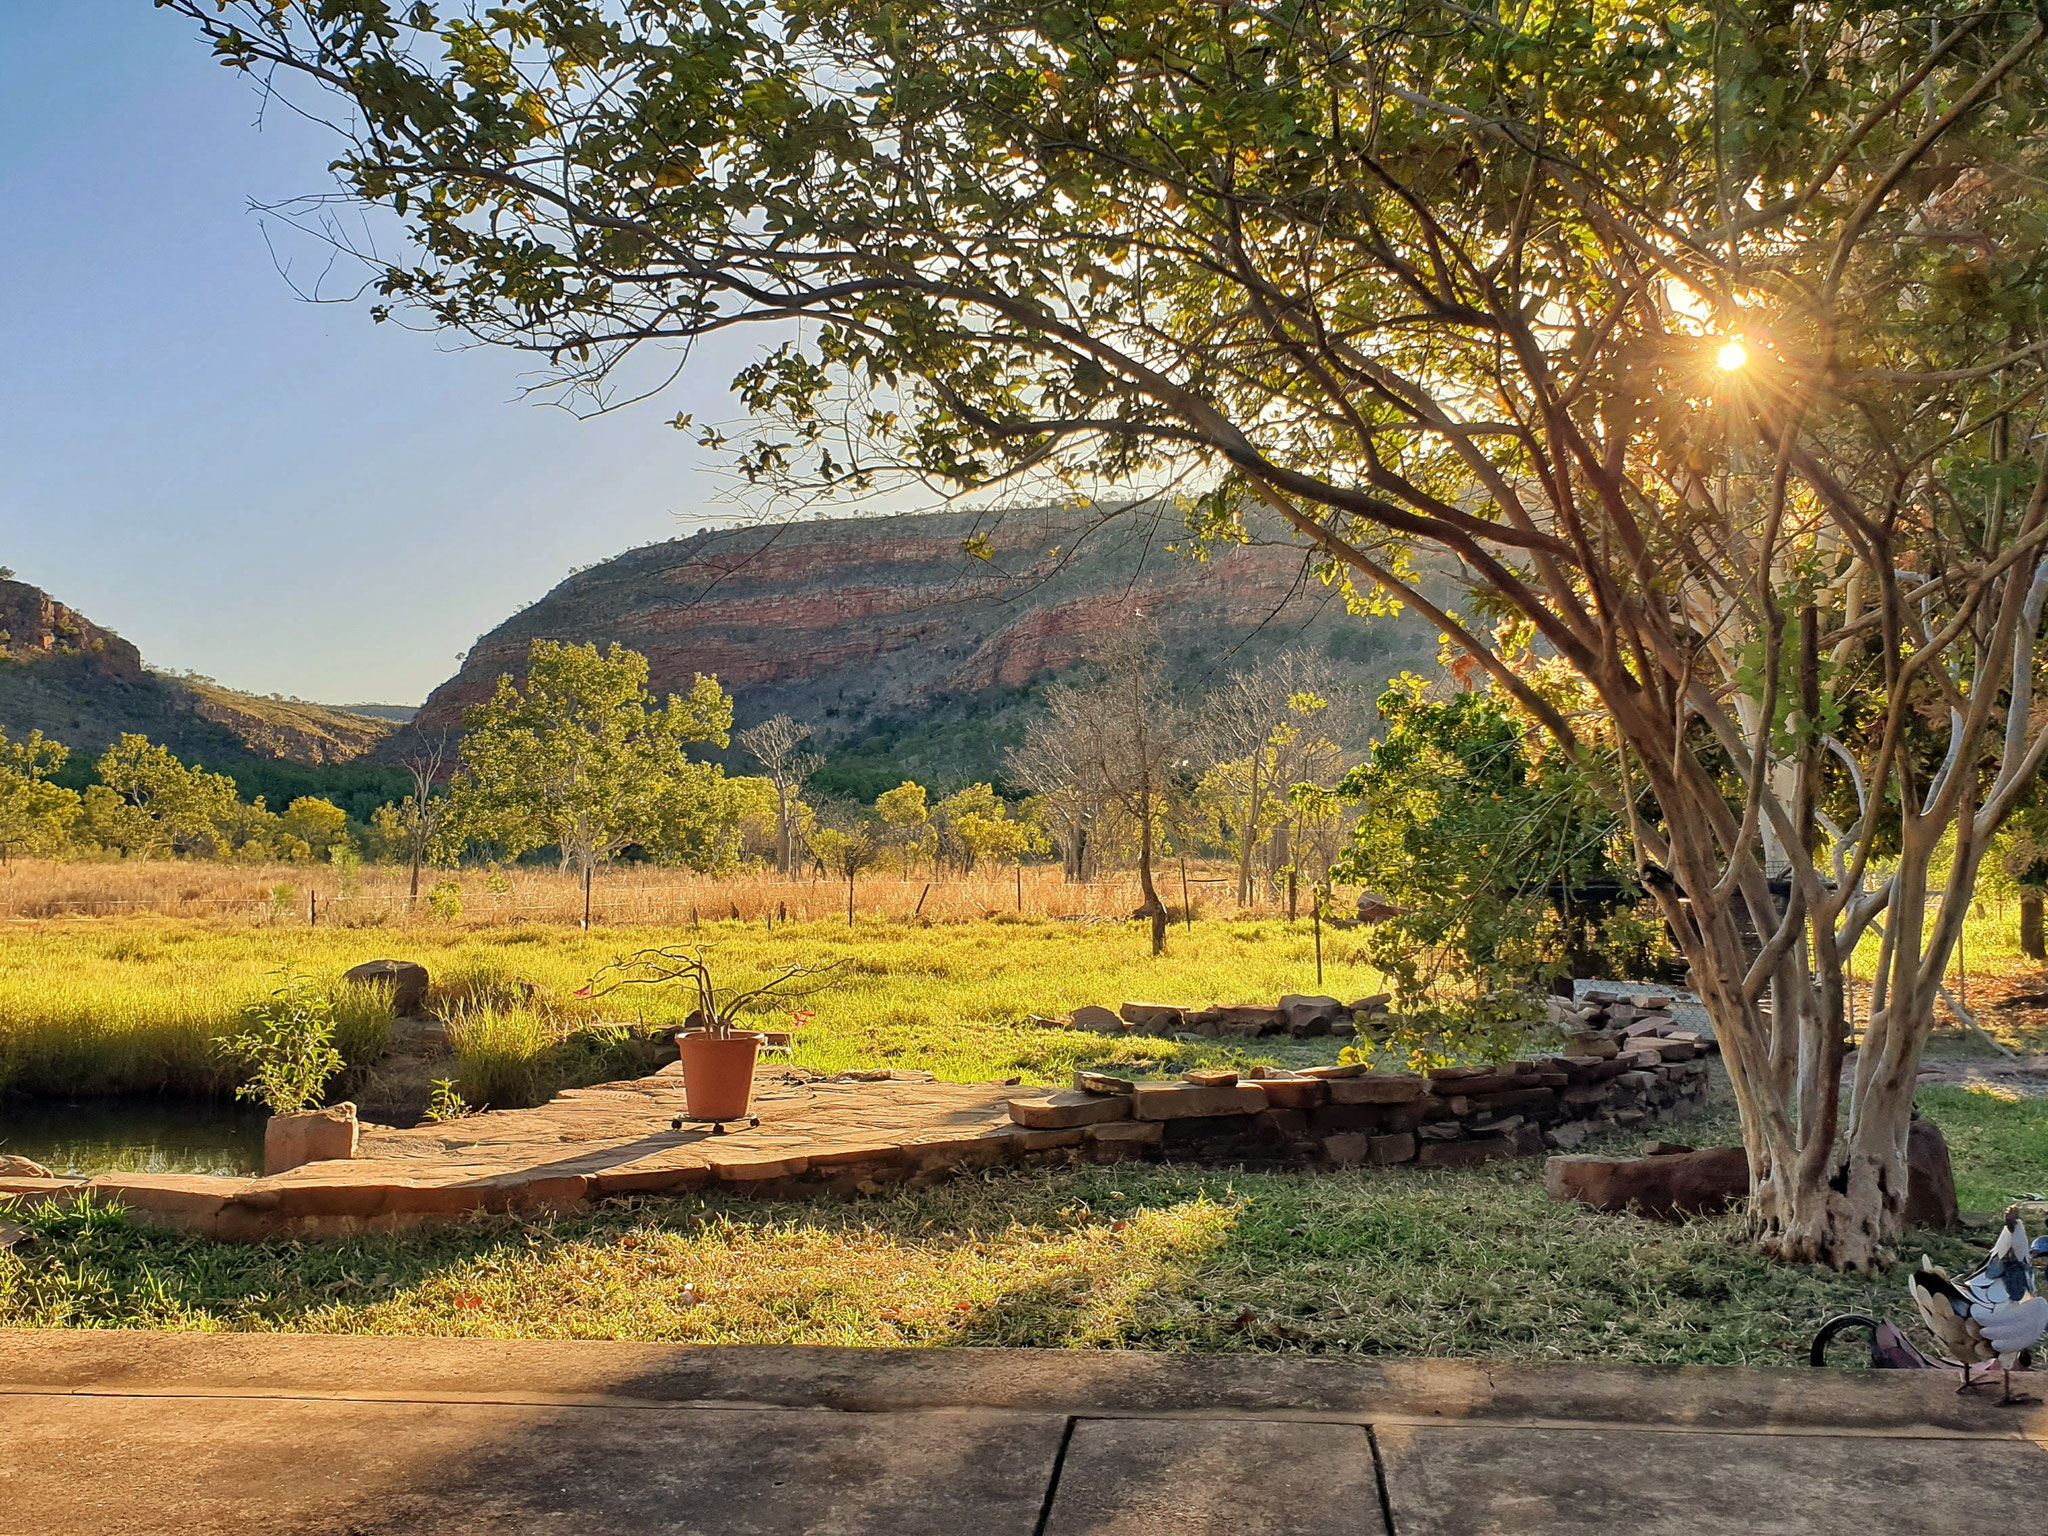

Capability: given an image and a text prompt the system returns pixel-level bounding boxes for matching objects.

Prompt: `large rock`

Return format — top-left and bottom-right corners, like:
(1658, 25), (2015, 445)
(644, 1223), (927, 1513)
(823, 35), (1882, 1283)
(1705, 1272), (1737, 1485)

(1545, 1146), (1749, 1220)
(0, 1156), (53, 1178)
(1905, 1116), (1959, 1229)
(1068, 1005), (1126, 1032)
(1118, 1002), (1185, 1032)
(342, 959), (431, 1017)
(1278, 994), (1346, 1036)
(1189, 1005), (1286, 1037)
(264, 1103), (360, 1176)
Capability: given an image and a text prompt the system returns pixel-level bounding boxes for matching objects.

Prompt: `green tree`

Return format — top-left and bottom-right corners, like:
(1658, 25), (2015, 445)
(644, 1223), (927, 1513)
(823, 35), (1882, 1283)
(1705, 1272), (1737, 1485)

(1334, 678), (1631, 1012)
(0, 729), (81, 860)
(446, 640), (733, 882)
(874, 780), (933, 875)
(173, 0), (2048, 1266)
(93, 735), (242, 859)
(279, 796), (351, 862)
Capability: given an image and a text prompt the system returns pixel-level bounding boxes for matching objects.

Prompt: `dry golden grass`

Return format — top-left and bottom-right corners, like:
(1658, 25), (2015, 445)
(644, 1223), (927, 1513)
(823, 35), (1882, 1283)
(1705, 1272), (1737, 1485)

(0, 858), (1294, 928)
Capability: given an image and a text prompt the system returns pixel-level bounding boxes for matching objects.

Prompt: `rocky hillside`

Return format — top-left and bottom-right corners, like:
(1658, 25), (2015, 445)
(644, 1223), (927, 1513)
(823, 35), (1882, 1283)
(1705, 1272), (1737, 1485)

(0, 579), (394, 767)
(412, 506), (1444, 789)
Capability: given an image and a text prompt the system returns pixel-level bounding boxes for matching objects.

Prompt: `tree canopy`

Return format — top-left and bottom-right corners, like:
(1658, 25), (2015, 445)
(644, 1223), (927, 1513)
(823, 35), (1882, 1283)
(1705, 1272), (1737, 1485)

(170, 0), (2048, 1264)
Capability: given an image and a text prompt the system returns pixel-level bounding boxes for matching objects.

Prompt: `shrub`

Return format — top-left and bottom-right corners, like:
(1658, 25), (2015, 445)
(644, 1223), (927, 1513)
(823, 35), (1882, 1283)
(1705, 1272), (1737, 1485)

(426, 879), (463, 921)
(219, 967), (345, 1114)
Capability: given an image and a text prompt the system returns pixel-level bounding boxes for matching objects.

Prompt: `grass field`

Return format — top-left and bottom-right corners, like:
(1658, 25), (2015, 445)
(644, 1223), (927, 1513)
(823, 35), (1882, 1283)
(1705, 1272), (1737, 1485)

(0, 1086), (2025, 1363)
(4, 869), (2046, 1364)
(0, 905), (1384, 1104)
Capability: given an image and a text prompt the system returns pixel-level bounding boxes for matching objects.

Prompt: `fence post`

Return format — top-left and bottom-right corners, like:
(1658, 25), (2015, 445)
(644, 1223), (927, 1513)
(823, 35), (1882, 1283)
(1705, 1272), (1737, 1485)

(309, 891), (317, 927)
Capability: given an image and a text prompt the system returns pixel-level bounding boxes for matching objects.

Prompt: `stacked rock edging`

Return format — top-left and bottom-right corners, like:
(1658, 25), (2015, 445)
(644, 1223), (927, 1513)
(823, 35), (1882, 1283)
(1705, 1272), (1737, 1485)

(1059, 993), (1393, 1039)
(1008, 1045), (1712, 1170)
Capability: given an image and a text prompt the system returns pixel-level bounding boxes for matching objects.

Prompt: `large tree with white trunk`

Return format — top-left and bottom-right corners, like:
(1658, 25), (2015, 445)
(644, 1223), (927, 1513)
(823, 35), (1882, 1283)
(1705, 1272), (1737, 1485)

(172, 0), (2048, 1267)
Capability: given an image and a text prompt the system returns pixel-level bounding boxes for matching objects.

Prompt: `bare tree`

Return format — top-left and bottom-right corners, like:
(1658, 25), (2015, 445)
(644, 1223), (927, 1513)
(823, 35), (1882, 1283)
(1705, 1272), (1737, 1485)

(1200, 655), (1351, 907)
(1007, 709), (1103, 882)
(1041, 628), (1189, 954)
(397, 729), (450, 905)
(738, 716), (820, 876)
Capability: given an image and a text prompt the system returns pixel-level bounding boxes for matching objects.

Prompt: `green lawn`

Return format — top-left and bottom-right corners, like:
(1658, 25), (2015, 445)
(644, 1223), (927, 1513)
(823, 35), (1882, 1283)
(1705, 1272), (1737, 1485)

(3, 1081), (2036, 1363)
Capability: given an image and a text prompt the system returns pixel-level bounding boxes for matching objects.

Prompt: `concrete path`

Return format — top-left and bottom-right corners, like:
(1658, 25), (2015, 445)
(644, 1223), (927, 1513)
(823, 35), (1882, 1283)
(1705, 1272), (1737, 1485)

(3, 1332), (2046, 1533)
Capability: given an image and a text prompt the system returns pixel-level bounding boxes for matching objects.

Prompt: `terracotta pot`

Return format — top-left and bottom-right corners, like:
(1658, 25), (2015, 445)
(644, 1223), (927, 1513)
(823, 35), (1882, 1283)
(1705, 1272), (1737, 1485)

(677, 1030), (763, 1121)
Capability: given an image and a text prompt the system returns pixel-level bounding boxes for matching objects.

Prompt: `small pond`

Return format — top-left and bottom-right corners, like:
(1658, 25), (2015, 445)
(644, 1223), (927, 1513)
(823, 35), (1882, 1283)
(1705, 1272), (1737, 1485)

(1, 1098), (267, 1177)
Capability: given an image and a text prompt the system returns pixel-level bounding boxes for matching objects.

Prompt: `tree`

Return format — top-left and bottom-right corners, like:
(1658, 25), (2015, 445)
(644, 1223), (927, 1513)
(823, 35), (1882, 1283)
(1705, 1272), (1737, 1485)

(1040, 632), (1191, 953)
(0, 729), (80, 860)
(873, 780), (933, 875)
(1334, 676), (1635, 1009)
(738, 715), (821, 876)
(173, 1), (2048, 1264)
(809, 803), (881, 923)
(279, 797), (351, 862)
(386, 729), (451, 903)
(448, 640), (733, 890)
(93, 735), (242, 858)
(1008, 705), (1106, 882)
(1199, 656), (1350, 906)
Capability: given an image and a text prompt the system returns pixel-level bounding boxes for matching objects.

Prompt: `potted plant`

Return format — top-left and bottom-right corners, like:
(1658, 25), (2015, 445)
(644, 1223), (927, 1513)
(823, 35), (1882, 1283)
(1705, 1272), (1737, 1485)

(588, 947), (836, 1122)
(222, 967), (355, 1174)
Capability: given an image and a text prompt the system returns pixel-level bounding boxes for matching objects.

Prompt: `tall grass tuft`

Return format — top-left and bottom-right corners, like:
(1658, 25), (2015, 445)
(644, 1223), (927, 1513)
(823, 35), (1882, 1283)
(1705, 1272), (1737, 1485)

(445, 1005), (644, 1110)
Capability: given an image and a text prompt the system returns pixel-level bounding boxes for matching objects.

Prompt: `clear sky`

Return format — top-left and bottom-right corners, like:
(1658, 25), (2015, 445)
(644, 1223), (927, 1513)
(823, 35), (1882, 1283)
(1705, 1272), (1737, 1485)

(0, 5), (772, 706)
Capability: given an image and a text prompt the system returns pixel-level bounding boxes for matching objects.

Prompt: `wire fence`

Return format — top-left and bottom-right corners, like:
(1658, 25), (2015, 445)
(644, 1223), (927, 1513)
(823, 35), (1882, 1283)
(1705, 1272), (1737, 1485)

(0, 859), (1342, 930)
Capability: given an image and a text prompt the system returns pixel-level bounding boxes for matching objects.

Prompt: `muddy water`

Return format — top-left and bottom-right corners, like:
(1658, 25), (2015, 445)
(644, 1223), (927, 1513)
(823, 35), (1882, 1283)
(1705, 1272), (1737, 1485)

(0, 1097), (265, 1176)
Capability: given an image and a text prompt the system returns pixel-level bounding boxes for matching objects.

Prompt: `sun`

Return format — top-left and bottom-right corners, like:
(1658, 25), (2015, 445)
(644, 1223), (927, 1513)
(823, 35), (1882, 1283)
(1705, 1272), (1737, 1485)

(1715, 341), (1749, 372)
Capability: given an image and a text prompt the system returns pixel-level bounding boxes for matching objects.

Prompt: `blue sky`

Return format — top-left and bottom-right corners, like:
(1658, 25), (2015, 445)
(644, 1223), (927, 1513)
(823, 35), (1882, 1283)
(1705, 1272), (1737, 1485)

(0, 6), (769, 705)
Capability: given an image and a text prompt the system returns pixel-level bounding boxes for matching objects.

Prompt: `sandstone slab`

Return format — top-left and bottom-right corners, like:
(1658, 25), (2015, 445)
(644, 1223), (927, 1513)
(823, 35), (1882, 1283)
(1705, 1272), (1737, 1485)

(1008, 1091), (1134, 1129)
(1326, 1072), (1428, 1104)
(264, 1103), (359, 1175)
(1130, 1083), (1268, 1120)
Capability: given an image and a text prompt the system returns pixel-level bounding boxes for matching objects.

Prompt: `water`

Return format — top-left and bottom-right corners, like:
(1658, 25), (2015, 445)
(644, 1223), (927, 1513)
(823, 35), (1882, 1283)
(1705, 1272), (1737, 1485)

(0, 1097), (266, 1177)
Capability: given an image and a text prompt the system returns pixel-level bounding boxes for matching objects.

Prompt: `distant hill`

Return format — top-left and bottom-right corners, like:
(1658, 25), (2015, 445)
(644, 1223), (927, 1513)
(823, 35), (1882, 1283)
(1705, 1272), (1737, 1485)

(0, 578), (396, 769)
(411, 506), (1448, 793)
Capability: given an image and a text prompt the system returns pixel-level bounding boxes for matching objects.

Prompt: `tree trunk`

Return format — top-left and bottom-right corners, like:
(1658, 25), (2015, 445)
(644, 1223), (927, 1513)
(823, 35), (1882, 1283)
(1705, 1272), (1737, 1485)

(1137, 803), (1166, 956)
(2023, 891), (2045, 960)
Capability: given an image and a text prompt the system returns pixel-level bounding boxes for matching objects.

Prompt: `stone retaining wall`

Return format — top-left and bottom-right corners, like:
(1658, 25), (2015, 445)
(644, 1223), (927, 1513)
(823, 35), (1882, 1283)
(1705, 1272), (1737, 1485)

(1010, 1049), (1711, 1169)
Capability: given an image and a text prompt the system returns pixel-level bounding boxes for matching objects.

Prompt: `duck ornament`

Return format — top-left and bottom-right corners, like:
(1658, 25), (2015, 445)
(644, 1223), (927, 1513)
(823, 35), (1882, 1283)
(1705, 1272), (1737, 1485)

(1907, 1206), (2048, 1404)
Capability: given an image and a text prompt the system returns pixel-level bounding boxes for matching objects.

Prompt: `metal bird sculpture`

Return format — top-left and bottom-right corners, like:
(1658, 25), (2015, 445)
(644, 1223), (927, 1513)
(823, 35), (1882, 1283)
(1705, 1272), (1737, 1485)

(1907, 1206), (2048, 1404)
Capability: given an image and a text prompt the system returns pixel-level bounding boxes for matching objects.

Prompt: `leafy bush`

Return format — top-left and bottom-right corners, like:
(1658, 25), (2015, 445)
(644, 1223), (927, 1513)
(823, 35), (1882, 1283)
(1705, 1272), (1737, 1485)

(219, 967), (344, 1114)
(426, 878), (463, 921)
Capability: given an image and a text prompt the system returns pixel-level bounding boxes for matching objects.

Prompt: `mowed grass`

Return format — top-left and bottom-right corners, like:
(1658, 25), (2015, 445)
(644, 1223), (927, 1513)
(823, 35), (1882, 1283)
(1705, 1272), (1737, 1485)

(0, 1093), (2008, 1363)
(0, 913), (1383, 1100)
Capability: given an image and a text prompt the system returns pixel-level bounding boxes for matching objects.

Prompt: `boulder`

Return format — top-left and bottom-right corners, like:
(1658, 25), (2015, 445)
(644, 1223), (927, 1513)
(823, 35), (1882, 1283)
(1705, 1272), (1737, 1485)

(1905, 1116), (1959, 1229)
(1279, 994), (1346, 1036)
(1191, 1005), (1287, 1036)
(1355, 892), (1402, 923)
(263, 1103), (360, 1176)
(342, 959), (431, 1017)
(1069, 1005), (1126, 1032)
(1545, 1146), (1749, 1220)
(1119, 1002), (1185, 1032)
(0, 1156), (53, 1178)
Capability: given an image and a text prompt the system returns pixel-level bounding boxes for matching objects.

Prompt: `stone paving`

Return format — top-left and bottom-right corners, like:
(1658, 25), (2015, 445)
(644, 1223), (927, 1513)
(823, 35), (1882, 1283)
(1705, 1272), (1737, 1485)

(0, 1047), (1717, 1240)
(3, 1331), (2045, 1533)
(0, 1066), (1028, 1239)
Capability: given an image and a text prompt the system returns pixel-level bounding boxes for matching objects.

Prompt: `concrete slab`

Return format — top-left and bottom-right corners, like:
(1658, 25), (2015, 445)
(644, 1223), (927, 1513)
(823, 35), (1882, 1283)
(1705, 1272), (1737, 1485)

(0, 1395), (1066, 1536)
(1042, 1417), (1385, 1536)
(1376, 1423), (2048, 1535)
(5, 1334), (2048, 1533)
